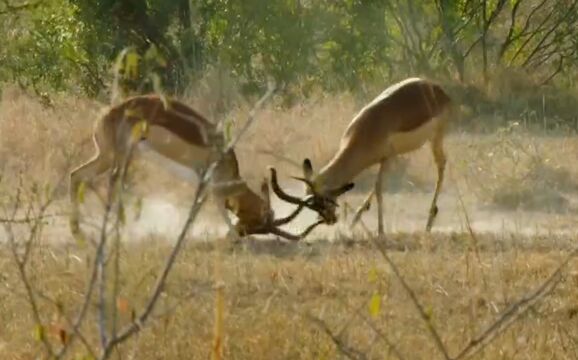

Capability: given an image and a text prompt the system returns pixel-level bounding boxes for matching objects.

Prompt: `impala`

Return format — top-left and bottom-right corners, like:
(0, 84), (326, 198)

(269, 77), (454, 235)
(69, 94), (321, 242)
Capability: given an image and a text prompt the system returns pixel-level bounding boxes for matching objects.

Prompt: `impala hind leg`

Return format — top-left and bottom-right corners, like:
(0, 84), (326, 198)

(425, 126), (447, 232)
(69, 146), (114, 241)
(375, 159), (389, 237)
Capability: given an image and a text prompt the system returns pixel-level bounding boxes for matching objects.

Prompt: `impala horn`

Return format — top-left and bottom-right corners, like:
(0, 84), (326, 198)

(268, 167), (312, 206)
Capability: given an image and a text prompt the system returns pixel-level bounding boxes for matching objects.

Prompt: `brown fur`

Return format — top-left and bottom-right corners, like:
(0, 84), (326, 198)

(69, 95), (275, 240)
(271, 77), (453, 233)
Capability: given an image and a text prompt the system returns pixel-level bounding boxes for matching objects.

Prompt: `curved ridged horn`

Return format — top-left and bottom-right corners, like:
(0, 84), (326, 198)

(268, 167), (309, 206)
(270, 219), (324, 241)
(290, 176), (315, 191)
(271, 203), (306, 226)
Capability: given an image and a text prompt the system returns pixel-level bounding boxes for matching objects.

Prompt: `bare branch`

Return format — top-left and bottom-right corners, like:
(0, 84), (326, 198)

(453, 248), (574, 359)
(306, 313), (368, 360)
(498, 0), (524, 60)
(510, 4), (558, 65)
(35, 289), (97, 358)
(371, 238), (451, 360)
(2, 187), (56, 357)
(0, 212), (65, 224)
(520, 3), (577, 67)
(255, 148), (302, 170)
(539, 55), (565, 86)
(334, 297), (406, 360)
(511, 0), (550, 42)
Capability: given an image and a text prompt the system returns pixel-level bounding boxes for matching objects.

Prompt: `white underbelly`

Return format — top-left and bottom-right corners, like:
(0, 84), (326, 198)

(386, 117), (438, 155)
(136, 140), (204, 182)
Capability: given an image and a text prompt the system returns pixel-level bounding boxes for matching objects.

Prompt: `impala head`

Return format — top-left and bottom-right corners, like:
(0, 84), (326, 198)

(268, 159), (354, 225)
(224, 177), (324, 241)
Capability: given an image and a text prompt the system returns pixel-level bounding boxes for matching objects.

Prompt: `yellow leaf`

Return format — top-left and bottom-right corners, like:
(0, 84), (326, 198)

(369, 292), (381, 318)
(33, 324), (45, 342)
(124, 51), (140, 79)
(131, 120), (149, 140)
(77, 181), (86, 204)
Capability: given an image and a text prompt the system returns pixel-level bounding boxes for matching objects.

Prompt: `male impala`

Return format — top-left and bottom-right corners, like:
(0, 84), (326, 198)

(270, 77), (453, 235)
(69, 94), (321, 242)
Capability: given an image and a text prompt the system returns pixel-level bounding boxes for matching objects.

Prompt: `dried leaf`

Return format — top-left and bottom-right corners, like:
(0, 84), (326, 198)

(33, 324), (44, 342)
(134, 197), (143, 221)
(116, 297), (130, 314)
(58, 327), (67, 345)
(76, 181), (86, 204)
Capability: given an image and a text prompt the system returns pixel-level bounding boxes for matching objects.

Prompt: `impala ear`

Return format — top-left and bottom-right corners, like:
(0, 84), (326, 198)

(303, 158), (314, 181)
(260, 177), (271, 209)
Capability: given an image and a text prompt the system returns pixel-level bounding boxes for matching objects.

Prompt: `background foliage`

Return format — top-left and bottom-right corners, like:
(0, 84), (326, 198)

(1, 0), (577, 125)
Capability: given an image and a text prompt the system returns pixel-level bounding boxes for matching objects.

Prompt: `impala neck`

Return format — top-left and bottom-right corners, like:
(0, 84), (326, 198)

(314, 146), (367, 195)
(224, 182), (268, 225)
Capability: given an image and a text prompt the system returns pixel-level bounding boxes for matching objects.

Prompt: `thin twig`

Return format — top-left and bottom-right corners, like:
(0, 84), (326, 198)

(34, 289), (97, 358)
(2, 187), (55, 357)
(306, 313), (367, 360)
(453, 248), (575, 359)
(371, 238), (451, 360)
(335, 296), (406, 360)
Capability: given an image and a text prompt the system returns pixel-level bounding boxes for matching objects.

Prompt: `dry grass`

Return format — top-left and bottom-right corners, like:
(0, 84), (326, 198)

(3, 85), (578, 358)
(1, 235), (578, 359)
